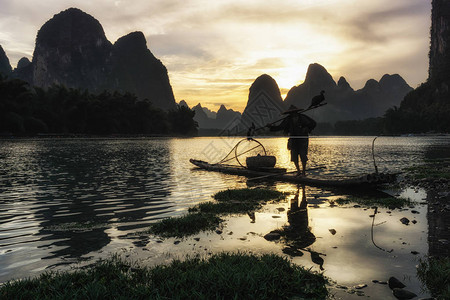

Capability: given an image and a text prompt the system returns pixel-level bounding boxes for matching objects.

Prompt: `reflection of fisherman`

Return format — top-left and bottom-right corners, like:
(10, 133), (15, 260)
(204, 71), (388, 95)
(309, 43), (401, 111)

(286, 185), (324, 270)
(267, 106), (316, 176)
(287, 184), (308, 229)
(264, 185), (325, 269)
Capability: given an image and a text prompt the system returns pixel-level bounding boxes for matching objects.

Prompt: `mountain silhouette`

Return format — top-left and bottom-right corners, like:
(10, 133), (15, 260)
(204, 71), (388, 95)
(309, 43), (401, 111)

(385, 0), (450, 134)
(11, 8), (176, 110)
(0, 45), (12, 76)
(190, 103), (241, 129)
(429, 0), (450, 85)
(239, 74), (286, 129)
(283, 63), (412, 123)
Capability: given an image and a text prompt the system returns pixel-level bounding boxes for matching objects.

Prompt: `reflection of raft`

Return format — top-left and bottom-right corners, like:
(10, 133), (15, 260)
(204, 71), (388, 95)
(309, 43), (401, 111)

(189, 159), (396, 188)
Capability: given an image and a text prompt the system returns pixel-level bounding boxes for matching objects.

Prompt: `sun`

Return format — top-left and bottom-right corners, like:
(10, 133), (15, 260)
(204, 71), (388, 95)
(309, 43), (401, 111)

(274, 65), (308, 99)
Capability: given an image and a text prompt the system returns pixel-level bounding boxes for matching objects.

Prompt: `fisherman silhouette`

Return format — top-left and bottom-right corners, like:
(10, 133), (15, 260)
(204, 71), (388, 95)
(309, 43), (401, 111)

(268, 106), (316, 176)
(309, 90), (325, 108)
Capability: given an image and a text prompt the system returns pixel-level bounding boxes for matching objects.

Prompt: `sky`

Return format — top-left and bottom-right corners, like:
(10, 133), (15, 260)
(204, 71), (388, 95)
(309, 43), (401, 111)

(0, 0), (431, 112)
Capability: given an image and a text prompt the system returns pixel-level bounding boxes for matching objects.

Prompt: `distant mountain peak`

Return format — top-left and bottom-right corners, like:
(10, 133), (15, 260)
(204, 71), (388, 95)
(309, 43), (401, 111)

(0, 45), (12, 76)
(284, 64), (412, 123)
(240, 74), (285, 128)
(217, 104), (227, 112)
(284, 64), (336, 107)
(248, 74), (284, 105)
(250, 74), (280, 93)
(14, 7), (176, 110)
(114, 31), (148, 53)
(337, 76), (353, 91)
(379, 74), (409, 89)
(178, 100), (189, 108)
(304, 63), (336, 88)
(17, 57), (31, 69)
(36, 7), (108, 48)
(363, 79), (380, 90)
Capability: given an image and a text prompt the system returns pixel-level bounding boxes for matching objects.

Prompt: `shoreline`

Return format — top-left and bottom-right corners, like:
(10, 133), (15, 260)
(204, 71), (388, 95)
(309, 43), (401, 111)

(0, 133), (449, 140)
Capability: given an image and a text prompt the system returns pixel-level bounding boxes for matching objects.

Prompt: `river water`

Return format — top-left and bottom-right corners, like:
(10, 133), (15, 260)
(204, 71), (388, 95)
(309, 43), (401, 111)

(0, 136), (449, 298)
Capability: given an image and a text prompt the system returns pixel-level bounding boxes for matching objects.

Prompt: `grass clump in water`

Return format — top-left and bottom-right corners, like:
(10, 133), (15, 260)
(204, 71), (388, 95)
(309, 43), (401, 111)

(189, 188), (285, 215)
(189, 200), (262, 214)
(47, 221), (109, 232)
(417, 256), (450, 299)
(213, 188), (285, 202)
(0, 253), (328, 300)
(334, 196), (414, 208)
(150, 188), (286, 238)
(149, 213), (222, 238)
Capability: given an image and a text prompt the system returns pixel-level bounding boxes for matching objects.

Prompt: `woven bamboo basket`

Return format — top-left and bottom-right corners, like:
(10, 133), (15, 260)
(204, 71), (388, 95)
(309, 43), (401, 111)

(246, 155), (276, 169)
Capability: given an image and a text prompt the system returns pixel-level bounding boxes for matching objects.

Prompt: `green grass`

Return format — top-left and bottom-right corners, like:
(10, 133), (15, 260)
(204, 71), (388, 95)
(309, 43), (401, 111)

(417, 256), (450, 299)
(149, 213), (223, 238)
(149, 188), (286, 238)
(0, 253), (328, 300)
(334, 196), (414, 208)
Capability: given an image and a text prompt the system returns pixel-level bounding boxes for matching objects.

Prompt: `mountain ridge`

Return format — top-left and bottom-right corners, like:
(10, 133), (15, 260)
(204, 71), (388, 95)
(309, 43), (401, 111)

(282, 63), (412, 123)
(7, 7), (176, 110)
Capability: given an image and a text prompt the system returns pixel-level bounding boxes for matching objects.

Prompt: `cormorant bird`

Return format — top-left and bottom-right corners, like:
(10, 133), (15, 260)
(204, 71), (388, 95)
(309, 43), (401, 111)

(309, 90), (325, 108)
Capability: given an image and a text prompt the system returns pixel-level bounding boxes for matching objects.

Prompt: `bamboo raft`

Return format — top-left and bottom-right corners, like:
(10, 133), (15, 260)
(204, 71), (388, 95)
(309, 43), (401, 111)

(189, 159), (397, 188)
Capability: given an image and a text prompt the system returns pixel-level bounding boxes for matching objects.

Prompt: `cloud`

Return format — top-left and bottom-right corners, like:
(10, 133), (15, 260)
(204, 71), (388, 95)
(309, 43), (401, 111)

(340, 1), (431, 43)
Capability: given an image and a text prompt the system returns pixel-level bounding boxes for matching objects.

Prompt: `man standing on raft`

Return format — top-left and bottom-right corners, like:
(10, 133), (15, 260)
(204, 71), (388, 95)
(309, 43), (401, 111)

(267, 105), (317, 176)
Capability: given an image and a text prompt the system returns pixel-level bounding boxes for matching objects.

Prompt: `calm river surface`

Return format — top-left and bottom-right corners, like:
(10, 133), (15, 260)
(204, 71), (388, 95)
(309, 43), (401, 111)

(1, 136), (449, 298)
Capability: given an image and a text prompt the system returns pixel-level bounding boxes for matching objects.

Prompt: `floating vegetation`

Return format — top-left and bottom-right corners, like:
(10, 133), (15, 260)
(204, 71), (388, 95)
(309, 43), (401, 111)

(46, 221), (109, 232)
(149, 188), (286, 238)
(149, 213), (223, 238)
(213, 188), (285, 202)
(188, 200), (262, 214)
(334, 196), (414, 208)
(417, 256), (450, 299)
(0, 253), (327, 300)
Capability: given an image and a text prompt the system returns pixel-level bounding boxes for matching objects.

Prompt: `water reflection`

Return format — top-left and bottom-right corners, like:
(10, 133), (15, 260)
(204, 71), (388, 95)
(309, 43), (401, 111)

(0, 136), (448, 294)
(0, 139), (175, 280)
(265, 185), (325, 269)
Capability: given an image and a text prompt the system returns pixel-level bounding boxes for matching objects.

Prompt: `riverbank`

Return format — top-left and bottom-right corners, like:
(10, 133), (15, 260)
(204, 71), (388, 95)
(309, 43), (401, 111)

(0, 252), (328, 299)
(399, 158), (450, 258)
(398, 158), (450, 299)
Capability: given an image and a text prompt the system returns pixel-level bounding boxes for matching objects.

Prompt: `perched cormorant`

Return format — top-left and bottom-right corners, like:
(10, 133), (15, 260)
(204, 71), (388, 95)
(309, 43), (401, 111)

(309, 90), (325, 108)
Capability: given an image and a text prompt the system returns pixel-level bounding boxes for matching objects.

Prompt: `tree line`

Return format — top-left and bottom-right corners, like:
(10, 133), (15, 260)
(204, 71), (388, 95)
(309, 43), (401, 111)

(0, 75), (198, 136)
(2, 74), (447, 137)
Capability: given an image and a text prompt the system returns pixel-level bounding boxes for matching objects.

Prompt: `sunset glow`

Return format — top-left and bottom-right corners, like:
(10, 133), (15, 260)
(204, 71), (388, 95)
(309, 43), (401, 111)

(0, 0), (431, 112)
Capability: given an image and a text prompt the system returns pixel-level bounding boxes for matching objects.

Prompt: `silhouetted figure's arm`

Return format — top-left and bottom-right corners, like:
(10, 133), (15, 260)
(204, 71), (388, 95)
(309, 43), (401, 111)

(268, 117), (288, 132)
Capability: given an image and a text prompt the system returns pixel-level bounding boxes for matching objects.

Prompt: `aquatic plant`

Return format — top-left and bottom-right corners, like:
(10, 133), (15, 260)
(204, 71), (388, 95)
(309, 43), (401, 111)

(0, 253), (328, 300)
(335, 196), (414, 208)
(213, 188), (285, 202)
(47, 221), (109, 232)
(150, 188), (286, 238)
(149, 212), (222, 238)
